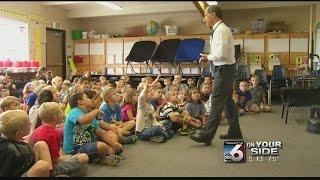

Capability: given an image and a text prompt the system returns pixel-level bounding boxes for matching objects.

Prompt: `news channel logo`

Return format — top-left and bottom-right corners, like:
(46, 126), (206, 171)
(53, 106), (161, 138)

(224, 141), (282, 163)
(224, 141), (246, 163)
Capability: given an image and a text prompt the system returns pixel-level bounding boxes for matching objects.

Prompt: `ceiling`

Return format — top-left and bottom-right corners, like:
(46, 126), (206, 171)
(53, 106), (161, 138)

(37, 1), (318, 19)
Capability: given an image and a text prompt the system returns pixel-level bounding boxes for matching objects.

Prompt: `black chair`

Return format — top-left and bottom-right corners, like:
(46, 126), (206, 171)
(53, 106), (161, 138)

(254, 69), (270, 100)
(233, 64), (250, 90)
(125, 41), (157, 74)
(270, 65), (288, 94)
(150, 39), (181, 73)
(280, 77), (320, 124)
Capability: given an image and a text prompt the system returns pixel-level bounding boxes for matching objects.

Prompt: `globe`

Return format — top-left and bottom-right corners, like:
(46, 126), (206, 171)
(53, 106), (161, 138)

(146, 21), (159, 35)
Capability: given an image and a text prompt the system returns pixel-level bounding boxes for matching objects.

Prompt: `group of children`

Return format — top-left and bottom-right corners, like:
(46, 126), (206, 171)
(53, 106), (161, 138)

(0, 71), (271, 177)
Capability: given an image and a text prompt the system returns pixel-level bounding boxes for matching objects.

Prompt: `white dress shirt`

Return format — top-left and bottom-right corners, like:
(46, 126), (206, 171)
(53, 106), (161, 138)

(207, 20), (236, 66)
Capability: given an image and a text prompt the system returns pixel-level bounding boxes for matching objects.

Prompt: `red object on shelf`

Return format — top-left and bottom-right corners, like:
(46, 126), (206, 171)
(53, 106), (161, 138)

(0, 61), (3, 67)
(13, 61), (23, 68)
(22, 60), (31, 67)
(3, 60), (11, 67)
(31, 61), (40, 67)
(74, 56), (84, 63)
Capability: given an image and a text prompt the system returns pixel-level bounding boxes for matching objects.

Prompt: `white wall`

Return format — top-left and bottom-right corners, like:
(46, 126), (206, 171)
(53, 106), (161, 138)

(78, 5), (311, 36)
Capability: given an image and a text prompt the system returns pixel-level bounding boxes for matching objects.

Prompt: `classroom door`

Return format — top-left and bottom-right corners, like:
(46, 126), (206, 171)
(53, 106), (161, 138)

(46, 28), (66, 79)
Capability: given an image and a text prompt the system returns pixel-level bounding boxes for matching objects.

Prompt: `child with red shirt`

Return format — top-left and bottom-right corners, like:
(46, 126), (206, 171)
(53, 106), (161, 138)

(29, 102), (89, 177)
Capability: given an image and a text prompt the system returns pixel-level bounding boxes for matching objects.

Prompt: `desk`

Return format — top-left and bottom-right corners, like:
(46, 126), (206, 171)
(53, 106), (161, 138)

(296, 77), (316, 88)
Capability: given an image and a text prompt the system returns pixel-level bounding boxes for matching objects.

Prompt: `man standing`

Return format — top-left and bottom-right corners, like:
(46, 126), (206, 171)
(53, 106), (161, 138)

(190, 5), (243, 145)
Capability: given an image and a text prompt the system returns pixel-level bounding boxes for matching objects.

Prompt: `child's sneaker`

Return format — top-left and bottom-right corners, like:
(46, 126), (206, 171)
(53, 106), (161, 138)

(150, 135), (165, 143)
(121, 135), (138, 144)
(100, 154), (121, 167)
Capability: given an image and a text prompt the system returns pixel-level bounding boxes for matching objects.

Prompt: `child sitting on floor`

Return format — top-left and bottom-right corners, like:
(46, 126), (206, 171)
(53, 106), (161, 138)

(120, 88), (137, 123)
(135, 84), (174, 143)
(100, 87), (136, 133)
(63, 92), (121, 167)
(185, 88), (206, 129)
(250, 75), (271, 112)
(159, 90), (197, 135)
(29, 102), (89, 177)
(0, 110), (51, 177)
(236, 81), (259, 113)
(0, 96), (21, 112)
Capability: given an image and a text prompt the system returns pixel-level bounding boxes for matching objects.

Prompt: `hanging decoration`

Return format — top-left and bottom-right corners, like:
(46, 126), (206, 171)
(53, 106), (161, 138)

(0, 8), (51, 24)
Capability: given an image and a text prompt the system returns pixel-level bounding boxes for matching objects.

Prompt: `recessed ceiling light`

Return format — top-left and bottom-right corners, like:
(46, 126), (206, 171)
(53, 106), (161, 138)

(207, 1), (218, 5)
(96, 1), (123, 10)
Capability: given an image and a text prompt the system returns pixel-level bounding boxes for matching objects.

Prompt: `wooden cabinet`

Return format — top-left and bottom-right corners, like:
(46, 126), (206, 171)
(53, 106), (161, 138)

(73, 32), (309, 78)
(74, 39), (106, 75)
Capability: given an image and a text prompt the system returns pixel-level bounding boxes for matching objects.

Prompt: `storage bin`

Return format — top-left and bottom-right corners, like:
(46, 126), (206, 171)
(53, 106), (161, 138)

(250, 21), (266, 34)
(164, 25), (178, 35)
(72, 30), (83, 40)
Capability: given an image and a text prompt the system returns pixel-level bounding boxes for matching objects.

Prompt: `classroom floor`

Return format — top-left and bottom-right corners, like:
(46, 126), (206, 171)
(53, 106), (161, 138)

(86, 97), (320, 177)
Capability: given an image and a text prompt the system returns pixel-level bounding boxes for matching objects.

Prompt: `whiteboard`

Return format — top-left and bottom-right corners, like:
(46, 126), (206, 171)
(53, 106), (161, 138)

(268, 39), (289, 52)
(107, 42), (123, 54)
(290, 38), (308, 52)
(244, 39), (264, 53)
(0, 17), (29, 60)
(90, 43), (104, 55)
(75, 44), (89, 55)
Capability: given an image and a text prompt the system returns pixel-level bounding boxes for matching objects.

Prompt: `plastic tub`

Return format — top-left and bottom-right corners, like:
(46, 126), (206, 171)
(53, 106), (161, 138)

(250, 21), (266, 33)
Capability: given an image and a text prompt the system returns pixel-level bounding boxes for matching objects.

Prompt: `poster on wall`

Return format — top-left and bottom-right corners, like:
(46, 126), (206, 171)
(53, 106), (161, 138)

(249, 54), (262, 74)
(34, 29), (42, 61)
(268, 53), (281, 70)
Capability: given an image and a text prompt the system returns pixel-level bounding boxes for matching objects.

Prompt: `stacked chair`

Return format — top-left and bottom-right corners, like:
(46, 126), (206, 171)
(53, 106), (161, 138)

(233, 64), (250, 90)
(125, 38), (206, 75)
(254, 69), (271, 104)
(270, 65), (288, 94)
(174, 38), (205, 74)
(150, 39), (181, 73)
(125, 41), (157, 74)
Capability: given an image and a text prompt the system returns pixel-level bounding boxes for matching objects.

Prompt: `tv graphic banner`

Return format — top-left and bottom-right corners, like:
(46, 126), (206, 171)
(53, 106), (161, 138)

(224, 141), (282, 163)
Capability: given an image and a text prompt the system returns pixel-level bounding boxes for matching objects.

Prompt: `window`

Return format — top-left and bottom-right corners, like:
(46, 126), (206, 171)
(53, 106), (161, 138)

(0, 16), (29, 61)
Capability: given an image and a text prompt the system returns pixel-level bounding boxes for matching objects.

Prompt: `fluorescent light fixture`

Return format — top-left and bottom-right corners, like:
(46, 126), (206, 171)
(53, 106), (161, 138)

(96, 2), (123, 10)
(207, 1), (218, 5)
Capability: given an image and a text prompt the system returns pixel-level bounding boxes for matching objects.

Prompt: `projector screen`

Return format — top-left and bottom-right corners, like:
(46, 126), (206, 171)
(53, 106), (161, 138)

(0, 16), (29, 61)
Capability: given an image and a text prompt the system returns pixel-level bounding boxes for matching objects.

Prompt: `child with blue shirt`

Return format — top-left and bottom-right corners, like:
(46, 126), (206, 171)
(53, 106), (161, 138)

(63, 92), (121, 167)
(236, 81), (253, 113)
(100, 87), (136, 133)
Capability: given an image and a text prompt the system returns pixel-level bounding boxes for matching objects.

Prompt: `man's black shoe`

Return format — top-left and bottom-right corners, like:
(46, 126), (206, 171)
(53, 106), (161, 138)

(189, 134), (212, 146)
(219, 134), (243, 139)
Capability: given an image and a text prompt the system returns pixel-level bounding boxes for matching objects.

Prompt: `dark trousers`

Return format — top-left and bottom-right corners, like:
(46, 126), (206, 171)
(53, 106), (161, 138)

(200, 64), (242, 140)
